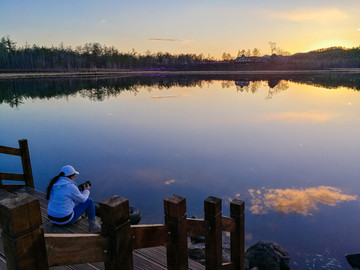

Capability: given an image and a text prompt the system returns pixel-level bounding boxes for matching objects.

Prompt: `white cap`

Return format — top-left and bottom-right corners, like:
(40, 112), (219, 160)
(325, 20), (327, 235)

(60, 165), (79, 176)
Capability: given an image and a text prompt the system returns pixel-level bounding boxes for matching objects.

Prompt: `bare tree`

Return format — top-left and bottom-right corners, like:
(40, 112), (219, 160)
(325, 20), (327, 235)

(252, 48), (261, 57)
(268, 41), (277, 55)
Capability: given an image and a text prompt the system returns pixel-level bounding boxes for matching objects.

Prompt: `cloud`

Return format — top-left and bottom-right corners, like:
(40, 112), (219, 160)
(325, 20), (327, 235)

(249, 186), (357, 215)
(266, 8), (348, 23)
(165, 179), (176, 185)
(149, 38), (190, 44)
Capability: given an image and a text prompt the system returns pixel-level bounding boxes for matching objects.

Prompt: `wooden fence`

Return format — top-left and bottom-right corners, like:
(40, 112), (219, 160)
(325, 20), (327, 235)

(0, 139), (34, 190)
(0, 140), (245, 270)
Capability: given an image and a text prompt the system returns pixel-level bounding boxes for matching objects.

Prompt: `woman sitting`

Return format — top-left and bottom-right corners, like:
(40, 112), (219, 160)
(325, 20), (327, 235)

(46, 165), (101, 233)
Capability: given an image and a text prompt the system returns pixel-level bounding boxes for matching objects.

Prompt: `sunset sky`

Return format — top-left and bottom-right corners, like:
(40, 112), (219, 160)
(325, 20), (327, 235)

(1, 0), (360, 59)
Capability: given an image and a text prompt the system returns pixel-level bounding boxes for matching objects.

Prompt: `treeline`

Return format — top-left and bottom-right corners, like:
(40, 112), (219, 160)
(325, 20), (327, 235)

(1, 36), (360, 71)
(0, 36), (208, 71)
(283, 47), (360, 69)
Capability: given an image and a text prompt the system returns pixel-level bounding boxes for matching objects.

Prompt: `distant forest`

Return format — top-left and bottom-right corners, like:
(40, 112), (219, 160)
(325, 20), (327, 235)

(1, 36), (360, 71)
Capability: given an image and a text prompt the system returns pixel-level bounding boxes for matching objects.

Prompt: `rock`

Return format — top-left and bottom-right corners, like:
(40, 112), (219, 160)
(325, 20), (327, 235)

(188, 245), (205, 260)
(188, 239), (231, 265)
(245, 241), (290, 270)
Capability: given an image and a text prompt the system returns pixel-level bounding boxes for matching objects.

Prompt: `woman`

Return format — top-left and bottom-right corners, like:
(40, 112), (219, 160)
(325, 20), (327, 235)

(46, 165), (101, 233)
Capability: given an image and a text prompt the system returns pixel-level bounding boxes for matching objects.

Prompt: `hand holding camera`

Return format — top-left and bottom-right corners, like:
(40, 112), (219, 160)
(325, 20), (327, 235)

(78, 180), (92, 192)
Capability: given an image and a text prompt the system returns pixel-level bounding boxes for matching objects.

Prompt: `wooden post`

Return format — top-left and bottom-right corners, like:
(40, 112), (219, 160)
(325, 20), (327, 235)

(230, 199), (245, 270)
(164, 195), (188, 270)
(0, 193), (48, 269)
(100, 195), (133, 270)
(18, 139), (34, 188)
(204, 196), (222, 270)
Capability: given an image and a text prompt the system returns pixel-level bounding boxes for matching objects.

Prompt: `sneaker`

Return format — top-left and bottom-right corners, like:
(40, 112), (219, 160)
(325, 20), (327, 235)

(88, 218), (101, 233)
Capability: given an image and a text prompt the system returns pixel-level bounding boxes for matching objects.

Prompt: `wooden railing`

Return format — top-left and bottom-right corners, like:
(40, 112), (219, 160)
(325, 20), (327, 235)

(0, 139), (34, 190)
(0, 140), (245, 269)
(0, 193), (245, 270)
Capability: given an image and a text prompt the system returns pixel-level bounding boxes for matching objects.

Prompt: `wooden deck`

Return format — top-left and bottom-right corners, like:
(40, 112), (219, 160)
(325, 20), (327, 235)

(0, 186), (204, 270)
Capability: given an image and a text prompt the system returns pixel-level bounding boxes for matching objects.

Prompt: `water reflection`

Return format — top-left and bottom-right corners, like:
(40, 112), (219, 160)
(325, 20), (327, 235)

(2, 73), (360, 107)
(249, 186), (357, 215)
(253, 111), (334, 123)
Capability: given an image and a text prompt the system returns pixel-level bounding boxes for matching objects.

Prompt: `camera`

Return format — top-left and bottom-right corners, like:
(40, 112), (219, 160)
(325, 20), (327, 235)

(78, 180), (92, 192)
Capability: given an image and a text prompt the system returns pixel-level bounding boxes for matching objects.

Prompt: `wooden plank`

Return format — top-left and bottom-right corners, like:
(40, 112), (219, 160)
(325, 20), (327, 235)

(0, 173), (25, 181)
(222, 217), (236, 233)
(135, 246), (205, 270)
(222, 262), (234, 270)
(45, 234), (109, 266)
(187, 218), (207, 237)
(0, 184), (26, 191)
(131, 224), (169, 249)
(19, 139), (34, 188)
(0, 256), (7, 270)
(133, 250), (167, 270)
(0, 146), (21, 156)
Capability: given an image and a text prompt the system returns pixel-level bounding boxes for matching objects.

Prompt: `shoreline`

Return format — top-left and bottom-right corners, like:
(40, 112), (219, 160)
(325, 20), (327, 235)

(1, 68), (360, 79)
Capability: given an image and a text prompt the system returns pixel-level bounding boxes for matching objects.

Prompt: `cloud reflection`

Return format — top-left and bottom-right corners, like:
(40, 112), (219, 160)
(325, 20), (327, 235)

(151, 94), (190, 99)
(249, 186), (357, 215)
(165, 179), (176, 185)
(254, 110), (334, 123)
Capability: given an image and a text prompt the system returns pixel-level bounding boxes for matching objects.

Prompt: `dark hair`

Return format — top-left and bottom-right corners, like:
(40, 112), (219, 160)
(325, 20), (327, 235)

(46, 172), (65, 200)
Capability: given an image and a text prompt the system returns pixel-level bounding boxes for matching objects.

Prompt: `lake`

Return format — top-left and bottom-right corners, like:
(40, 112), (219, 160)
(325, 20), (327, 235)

(1, 73), (360, 269)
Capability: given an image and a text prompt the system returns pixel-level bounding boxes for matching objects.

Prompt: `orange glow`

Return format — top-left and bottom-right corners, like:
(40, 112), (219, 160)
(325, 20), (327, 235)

(266, 8), (348, 23)
(249, 186), (357, 215)
(254, 110), (335, 123)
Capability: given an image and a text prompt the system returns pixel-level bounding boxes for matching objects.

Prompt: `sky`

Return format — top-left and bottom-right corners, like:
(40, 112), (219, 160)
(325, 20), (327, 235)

(1, 0), (360, 59)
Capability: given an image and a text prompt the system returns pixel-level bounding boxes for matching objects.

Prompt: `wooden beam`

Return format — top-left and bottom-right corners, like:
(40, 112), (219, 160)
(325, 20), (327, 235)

(0, 184), (26, 192)
(45, 234), (109, 266)
(18, 139), (34, 188)
(0, 193), (42, 237)
(187, 218), (208, 237)
(230, 199), (245, 270)
(164, 194), (188, 270)
(0, 193), (48, 269)
(0, 173), (25, 181)
(222, 216), (236, 233)
(0, 145), (21, 156)
(100, 195), (133, 270)
(204, 196), (222, 270)
(131, 224), (169, 249)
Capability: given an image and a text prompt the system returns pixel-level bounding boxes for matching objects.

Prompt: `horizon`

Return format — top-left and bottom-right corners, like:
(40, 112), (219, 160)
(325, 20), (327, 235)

(1, 0), (360, 59)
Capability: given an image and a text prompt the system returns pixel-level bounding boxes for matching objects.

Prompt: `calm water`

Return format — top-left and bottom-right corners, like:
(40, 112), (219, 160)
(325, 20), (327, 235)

(1, 75), (360, 269)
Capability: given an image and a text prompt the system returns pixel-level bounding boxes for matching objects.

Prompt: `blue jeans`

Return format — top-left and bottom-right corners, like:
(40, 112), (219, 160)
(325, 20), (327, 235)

(69, 198), (96, 223)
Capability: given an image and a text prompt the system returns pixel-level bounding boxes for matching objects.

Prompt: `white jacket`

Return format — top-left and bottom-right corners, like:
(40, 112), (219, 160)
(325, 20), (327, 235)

(47, 176), (89, 224)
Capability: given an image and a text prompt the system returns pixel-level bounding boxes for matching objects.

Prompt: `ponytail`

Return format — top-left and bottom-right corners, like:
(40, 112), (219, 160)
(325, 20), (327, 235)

(46, 172), (65, 200)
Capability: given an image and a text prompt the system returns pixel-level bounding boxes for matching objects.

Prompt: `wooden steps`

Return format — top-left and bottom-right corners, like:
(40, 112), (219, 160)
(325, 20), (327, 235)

(0, 186), (204, 270)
